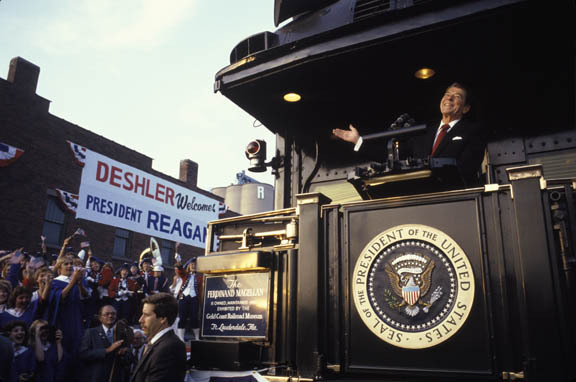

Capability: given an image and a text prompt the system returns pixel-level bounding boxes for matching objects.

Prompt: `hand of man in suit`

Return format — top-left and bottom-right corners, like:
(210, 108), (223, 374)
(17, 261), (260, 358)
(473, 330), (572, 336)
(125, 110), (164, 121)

(106, 339), (124, 354)
(332, 124), (360, 144)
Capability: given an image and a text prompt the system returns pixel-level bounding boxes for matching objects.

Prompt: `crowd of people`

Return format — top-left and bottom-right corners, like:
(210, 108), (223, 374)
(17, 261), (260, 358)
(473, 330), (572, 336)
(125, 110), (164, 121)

(0, 231), (201, 382)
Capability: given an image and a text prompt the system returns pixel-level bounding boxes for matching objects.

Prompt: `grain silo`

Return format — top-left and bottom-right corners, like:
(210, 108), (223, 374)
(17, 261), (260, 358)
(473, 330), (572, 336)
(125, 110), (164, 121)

(211, 171), (273, 215)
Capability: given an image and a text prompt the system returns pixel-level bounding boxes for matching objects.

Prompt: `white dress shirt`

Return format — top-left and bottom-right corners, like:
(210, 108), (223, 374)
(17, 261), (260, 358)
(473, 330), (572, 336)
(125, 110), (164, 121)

(149, 327), (173, 345)
(433, 119), (460, 142)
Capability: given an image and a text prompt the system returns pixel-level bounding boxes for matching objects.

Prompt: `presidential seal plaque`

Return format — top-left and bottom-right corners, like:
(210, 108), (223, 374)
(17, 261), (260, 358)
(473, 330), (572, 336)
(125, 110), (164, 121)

(352, 224), (475, 349)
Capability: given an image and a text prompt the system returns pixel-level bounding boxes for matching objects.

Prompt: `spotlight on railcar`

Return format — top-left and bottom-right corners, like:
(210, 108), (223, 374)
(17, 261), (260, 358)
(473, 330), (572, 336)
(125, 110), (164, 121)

(245, 140), (267, 172)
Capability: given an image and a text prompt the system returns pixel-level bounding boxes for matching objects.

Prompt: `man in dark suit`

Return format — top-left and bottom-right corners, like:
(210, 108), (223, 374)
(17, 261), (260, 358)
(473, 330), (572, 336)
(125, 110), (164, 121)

(130, 329), (146, 373)
(333, 82), (486, 187)
(80, 305), (133, 382)
(131, 293), (186, 382)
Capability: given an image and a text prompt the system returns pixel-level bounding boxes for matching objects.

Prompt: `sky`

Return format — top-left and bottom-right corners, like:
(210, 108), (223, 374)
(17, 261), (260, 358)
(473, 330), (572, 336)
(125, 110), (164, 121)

(0, 0), (277, 191)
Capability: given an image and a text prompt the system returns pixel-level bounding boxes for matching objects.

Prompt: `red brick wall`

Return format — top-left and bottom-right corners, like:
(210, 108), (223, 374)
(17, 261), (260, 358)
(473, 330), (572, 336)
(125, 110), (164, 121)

(0, 58), (220, 272)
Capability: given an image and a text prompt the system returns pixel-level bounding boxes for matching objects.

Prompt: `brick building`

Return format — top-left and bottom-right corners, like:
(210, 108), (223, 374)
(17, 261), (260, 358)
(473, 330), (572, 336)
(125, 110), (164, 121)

(0, 57), (230, 269)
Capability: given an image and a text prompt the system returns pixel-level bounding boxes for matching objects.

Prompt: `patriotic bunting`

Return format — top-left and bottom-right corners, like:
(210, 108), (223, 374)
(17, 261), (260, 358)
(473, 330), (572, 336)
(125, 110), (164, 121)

(0, 141), (24, 167)
(218, 201), (229, 216)
(56, 188), (79, 213)
(66, 140), (87, 167)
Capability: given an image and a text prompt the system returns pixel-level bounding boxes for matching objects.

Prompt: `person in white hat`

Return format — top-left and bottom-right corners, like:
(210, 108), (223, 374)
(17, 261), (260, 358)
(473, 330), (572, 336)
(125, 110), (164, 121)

(147, 265), (168, 294)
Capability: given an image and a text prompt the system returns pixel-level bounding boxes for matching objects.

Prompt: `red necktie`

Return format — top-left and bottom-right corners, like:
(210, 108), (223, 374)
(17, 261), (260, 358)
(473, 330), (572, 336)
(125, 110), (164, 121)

(431, 124), (450, 156)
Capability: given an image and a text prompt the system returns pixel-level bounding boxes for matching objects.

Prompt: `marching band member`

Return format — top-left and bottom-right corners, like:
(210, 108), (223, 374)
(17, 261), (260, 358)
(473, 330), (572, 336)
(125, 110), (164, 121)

(139, 258), (154, 296)
(99, 263), (115, 306)
(148, 265), (168, 295)
(128, 263), (143, 325)
(108, 264), (137, 322)
(84, 255), (106, 327)
(170, 257), (202, 341)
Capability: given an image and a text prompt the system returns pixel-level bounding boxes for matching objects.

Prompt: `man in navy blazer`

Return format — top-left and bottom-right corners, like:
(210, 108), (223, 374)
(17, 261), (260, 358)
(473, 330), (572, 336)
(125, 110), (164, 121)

(333, 82), (486, 186)
(80, 305), (133, 382)
(131, 293), (186, 382)
(419, 83), (485, 185)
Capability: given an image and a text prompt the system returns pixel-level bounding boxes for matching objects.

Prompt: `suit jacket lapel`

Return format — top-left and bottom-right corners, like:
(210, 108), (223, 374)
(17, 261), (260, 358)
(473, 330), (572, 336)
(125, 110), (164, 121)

(433, 120), (463, 156)
(131, 343), (154, 379)
(131, 330), (176, 381)
(97, 326), (111, 346)
(131, 331), (171, 379)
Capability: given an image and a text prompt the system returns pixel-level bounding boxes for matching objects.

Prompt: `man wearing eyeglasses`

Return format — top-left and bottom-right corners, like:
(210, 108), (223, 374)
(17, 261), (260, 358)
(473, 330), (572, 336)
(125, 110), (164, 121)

(79, 305), (133, 382)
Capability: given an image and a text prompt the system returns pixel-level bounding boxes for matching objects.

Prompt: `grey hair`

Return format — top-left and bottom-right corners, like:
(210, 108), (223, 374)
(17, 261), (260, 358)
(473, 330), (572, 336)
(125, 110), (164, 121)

(133, 328), (147, 339)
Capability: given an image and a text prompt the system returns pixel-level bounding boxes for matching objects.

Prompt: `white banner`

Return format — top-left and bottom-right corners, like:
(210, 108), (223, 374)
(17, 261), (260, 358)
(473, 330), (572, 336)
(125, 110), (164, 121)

(77, 151), (218, 248)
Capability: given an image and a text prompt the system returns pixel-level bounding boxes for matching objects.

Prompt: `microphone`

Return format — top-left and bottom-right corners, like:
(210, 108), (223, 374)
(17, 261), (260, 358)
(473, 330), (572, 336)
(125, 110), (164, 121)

(389, 113), (416, 130)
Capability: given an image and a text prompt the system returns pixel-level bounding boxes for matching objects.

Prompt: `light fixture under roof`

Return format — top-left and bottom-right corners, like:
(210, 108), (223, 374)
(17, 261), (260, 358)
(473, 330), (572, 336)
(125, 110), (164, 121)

(283, 92), (301, 102)
(414, 67), (435, 79)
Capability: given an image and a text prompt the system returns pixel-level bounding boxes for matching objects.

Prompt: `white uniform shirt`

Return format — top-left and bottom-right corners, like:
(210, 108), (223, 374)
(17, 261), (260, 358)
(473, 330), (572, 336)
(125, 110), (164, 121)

(170, 274), (197, 299)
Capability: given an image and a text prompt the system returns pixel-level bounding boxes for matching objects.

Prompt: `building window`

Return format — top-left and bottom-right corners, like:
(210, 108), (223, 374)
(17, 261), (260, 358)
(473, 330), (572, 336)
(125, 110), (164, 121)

(160, 240), (174, 266)
(257, 186), (265, 200)
(41, 197), (66, 247)
(113, 228), (131, 258)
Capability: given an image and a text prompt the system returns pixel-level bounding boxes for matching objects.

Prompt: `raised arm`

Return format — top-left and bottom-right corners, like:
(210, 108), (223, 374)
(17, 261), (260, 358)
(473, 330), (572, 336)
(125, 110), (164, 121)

(332, 124), (360, 144)
(34, 324), (45, 362)
(41, 235), (47, 256)
(60, 269), (82, 299)
(38, 274), (53, 302)
(7, 249), (24, 288)
(58, 236), (73, 259)
(55, 329), (63, 362)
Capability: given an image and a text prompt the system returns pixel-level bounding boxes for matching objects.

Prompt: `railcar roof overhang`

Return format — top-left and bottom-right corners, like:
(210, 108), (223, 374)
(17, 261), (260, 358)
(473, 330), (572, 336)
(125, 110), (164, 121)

(214, 0), (574, 140)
